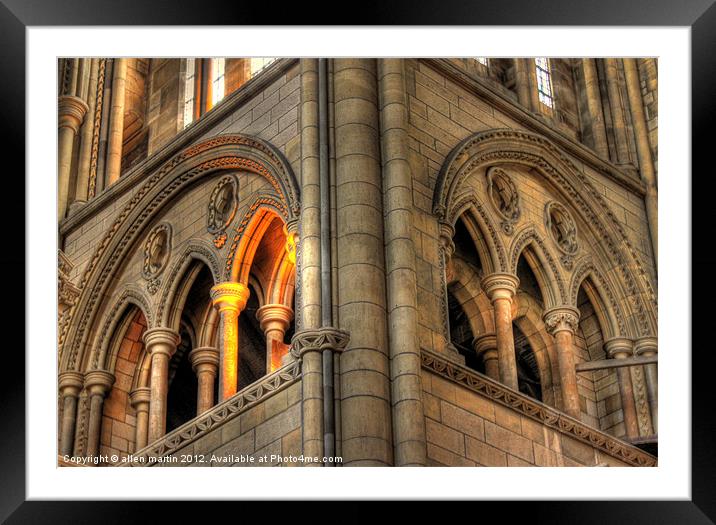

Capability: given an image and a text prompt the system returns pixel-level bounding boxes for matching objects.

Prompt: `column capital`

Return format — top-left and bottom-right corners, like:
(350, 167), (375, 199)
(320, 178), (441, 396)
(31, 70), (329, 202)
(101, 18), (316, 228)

(58, 95), (89, 133)
(543, 306), (580, 336)
(129, 387), (151, 409)
(59, 371), (85, 396)
(604, 337), (634, 359)
(473, 333), (497, 357)
(634, 336), (658, 357)
(84, 370), (115, 397)
(189, 346), (220, 373)
(143, 327), (181, 357)
(291, 327), (350, 357)
(210, 282), (250, 313)
(481, 273), (520, 301)
(256, 304), (294, 332)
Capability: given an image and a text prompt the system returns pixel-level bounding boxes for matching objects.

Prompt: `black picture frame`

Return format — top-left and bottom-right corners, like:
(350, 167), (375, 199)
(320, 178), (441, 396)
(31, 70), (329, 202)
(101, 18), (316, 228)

(6, 0), (711, 521)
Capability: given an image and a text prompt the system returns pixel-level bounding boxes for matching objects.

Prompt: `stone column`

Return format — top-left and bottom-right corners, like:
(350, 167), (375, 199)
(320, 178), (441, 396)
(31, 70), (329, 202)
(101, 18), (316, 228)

(604, 337), (640, 439)
(210, 282), (249, 401)
(604, 58), (631, 164)
(75, 58), (99, 203)
(58, 371), (84, 456)
(581, 58), (610, 158)
(543, 307), (581, 419)
(481, 274), (520, 390)
(144, 327), (181, 443)
(379, 58), (427, 467)
(623, 58), (658, 265)
(335, 58), (392, 466)
(513, 58), (533, 109)
(189, 346), (220, 415)
(438, 221), (458, 355)
(526, 58), (542, 113)
(58, 95), (88, 221)
(84, 370), (115, 457)
(256, 304), (293, 373)
(105, 57), (127, 186)
(634, 336), (658, 432)
(473, 334), (500, 381)
(129, 387), (151, 451)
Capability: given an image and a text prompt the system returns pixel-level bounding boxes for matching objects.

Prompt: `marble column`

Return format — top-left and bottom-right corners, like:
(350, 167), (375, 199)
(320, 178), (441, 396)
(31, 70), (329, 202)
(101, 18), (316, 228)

(210, 282), (249, 401)
(189, 346), (220, 415)
(604, 58), (631, 164)
(581, 58), (610, 159)
(129, 387), (151, 451)
(473, 334), (500, 381)
(634, 336), (658, 433)
(105, 58), (127, 186)
(256, 304), (293, 373)
(58, 371), (84, 456)
(623, 58), (658, 266)
(144, 327), (181, 443)
(544, 307), (581, 419)
(58, 95), (89, 221)
(84, 370), (115, 458)
(604, 337), (640, 439)
(481, 274), (520, 390)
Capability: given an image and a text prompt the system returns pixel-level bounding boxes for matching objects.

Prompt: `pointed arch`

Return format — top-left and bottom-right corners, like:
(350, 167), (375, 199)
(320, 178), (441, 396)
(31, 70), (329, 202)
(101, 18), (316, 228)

(508, 226), (565, 308)
(447, 256), (495, 337)
(451, 197), (507, 274)
(569, 258), (628, 338)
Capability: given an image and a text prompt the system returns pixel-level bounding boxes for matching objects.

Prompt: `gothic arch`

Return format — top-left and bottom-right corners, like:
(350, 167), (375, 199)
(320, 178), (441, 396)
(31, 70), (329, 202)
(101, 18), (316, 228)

(448, 256), (495, 337)
(432, 128), (656, 337)
(508, 226), (565, 308)
(451, 196), (507, 274)
(61, 134), (300, 373)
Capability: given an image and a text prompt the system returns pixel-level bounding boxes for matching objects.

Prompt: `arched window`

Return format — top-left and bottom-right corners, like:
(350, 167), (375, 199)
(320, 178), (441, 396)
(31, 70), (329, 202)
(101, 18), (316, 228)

(535, 57), (554, 108)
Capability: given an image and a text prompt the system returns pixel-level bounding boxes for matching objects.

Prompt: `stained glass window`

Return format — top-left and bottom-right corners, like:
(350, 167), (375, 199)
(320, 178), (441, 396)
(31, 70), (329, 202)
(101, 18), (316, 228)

(535, 57), (554, 108)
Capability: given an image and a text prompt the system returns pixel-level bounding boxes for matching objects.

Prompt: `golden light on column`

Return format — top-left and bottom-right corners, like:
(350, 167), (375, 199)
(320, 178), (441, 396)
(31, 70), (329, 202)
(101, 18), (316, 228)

(210, 282), (249, 401)
(256, 304), (294, 373)
(284, 228), (298, 265)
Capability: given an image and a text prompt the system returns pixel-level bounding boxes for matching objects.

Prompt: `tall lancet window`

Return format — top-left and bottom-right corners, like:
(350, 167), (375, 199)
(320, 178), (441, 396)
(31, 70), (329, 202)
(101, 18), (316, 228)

(183, 58), (196, 128)
(211, 58), (226, 106)
(535, 57), (554, 108)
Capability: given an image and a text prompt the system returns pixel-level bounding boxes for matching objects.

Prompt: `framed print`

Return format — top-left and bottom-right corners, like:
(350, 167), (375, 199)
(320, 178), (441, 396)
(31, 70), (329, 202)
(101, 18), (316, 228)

(6, 0), (711, 521)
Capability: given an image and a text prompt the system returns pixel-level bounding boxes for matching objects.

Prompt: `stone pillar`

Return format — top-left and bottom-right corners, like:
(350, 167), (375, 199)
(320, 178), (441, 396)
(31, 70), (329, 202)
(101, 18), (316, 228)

(634, 336), (658, 432)
(581, 58), (610, 159)
(514, 58), (533, 109)
(58, 95), (88, 221)
(58, 371), (84, 456)
(189, 346), (220, 415)
(210, 282), (249, 401)
(604, 58), (631, 164)
(623, 58), (658, 266)
(604, 337), (640, 439)
(144, 327), (181, 443)
(105, 57), (127, 186)
(473, 334), (500, 381)
(75, 58), (99, 203)
(84, 370), (115, 457)
(256, 304), (293, 373)
(335, 58), (392, 466)
(526, 58), (542, 113)
(378, 58), (427, 467)
(129, 387), (151, 451)
(543, 307), (581, 419)
(481, 274), (520, 390)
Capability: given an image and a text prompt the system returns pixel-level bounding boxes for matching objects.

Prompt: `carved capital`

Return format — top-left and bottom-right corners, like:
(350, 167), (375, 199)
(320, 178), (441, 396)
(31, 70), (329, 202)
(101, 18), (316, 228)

(543, 306), (580, 335)
(188, 346), (220, 374)
(604, 337), (634, 359)
(256, 304), (294, 333)
(58, 95), (89, 133)
(84, 370), (115, 397)
(129, 387), (151, 411)
(58, 371), (84, 397)
(143, 327), (181, 358)
(472, 333), (497, 358)
(633, 336), (657, 357)
(481, 273), (520, 302)
(210, 282), (250, 313)
(291, 327), (350, 357)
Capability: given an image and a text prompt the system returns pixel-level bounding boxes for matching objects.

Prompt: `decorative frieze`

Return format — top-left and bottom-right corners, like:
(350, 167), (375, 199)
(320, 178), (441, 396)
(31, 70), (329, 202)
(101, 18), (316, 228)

(290, 327), (350, 358)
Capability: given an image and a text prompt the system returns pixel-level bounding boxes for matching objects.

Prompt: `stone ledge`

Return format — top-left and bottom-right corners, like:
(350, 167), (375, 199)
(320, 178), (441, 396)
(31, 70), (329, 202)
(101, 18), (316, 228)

(115, 359), (301, 467)
(421, 348), (657, 467)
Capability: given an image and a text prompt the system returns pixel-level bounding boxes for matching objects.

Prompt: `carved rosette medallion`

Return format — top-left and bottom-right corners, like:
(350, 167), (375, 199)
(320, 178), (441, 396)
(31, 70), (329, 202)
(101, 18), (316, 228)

(207, 175), (239, 249)
(545, 201), (579, 270)
(486, 166), (521, 235)
(142, 223), (172, 295)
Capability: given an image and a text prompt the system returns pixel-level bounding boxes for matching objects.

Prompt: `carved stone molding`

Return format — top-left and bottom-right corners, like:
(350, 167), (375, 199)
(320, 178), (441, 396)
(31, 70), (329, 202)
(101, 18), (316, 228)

(87, 58), (107, 200)
(486, 166), (521, 235)
(117, 359), (301, 466)
(604, 337), (634, 359)
(142, 223), (172, 295)
(290, 327), (350, 358)
(543, 306), (580, 335)
(207, 174), (239, 248)
(420, 348), (657, 467)
(545, 201), (578, 270)
(210, 282), (250, 313)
